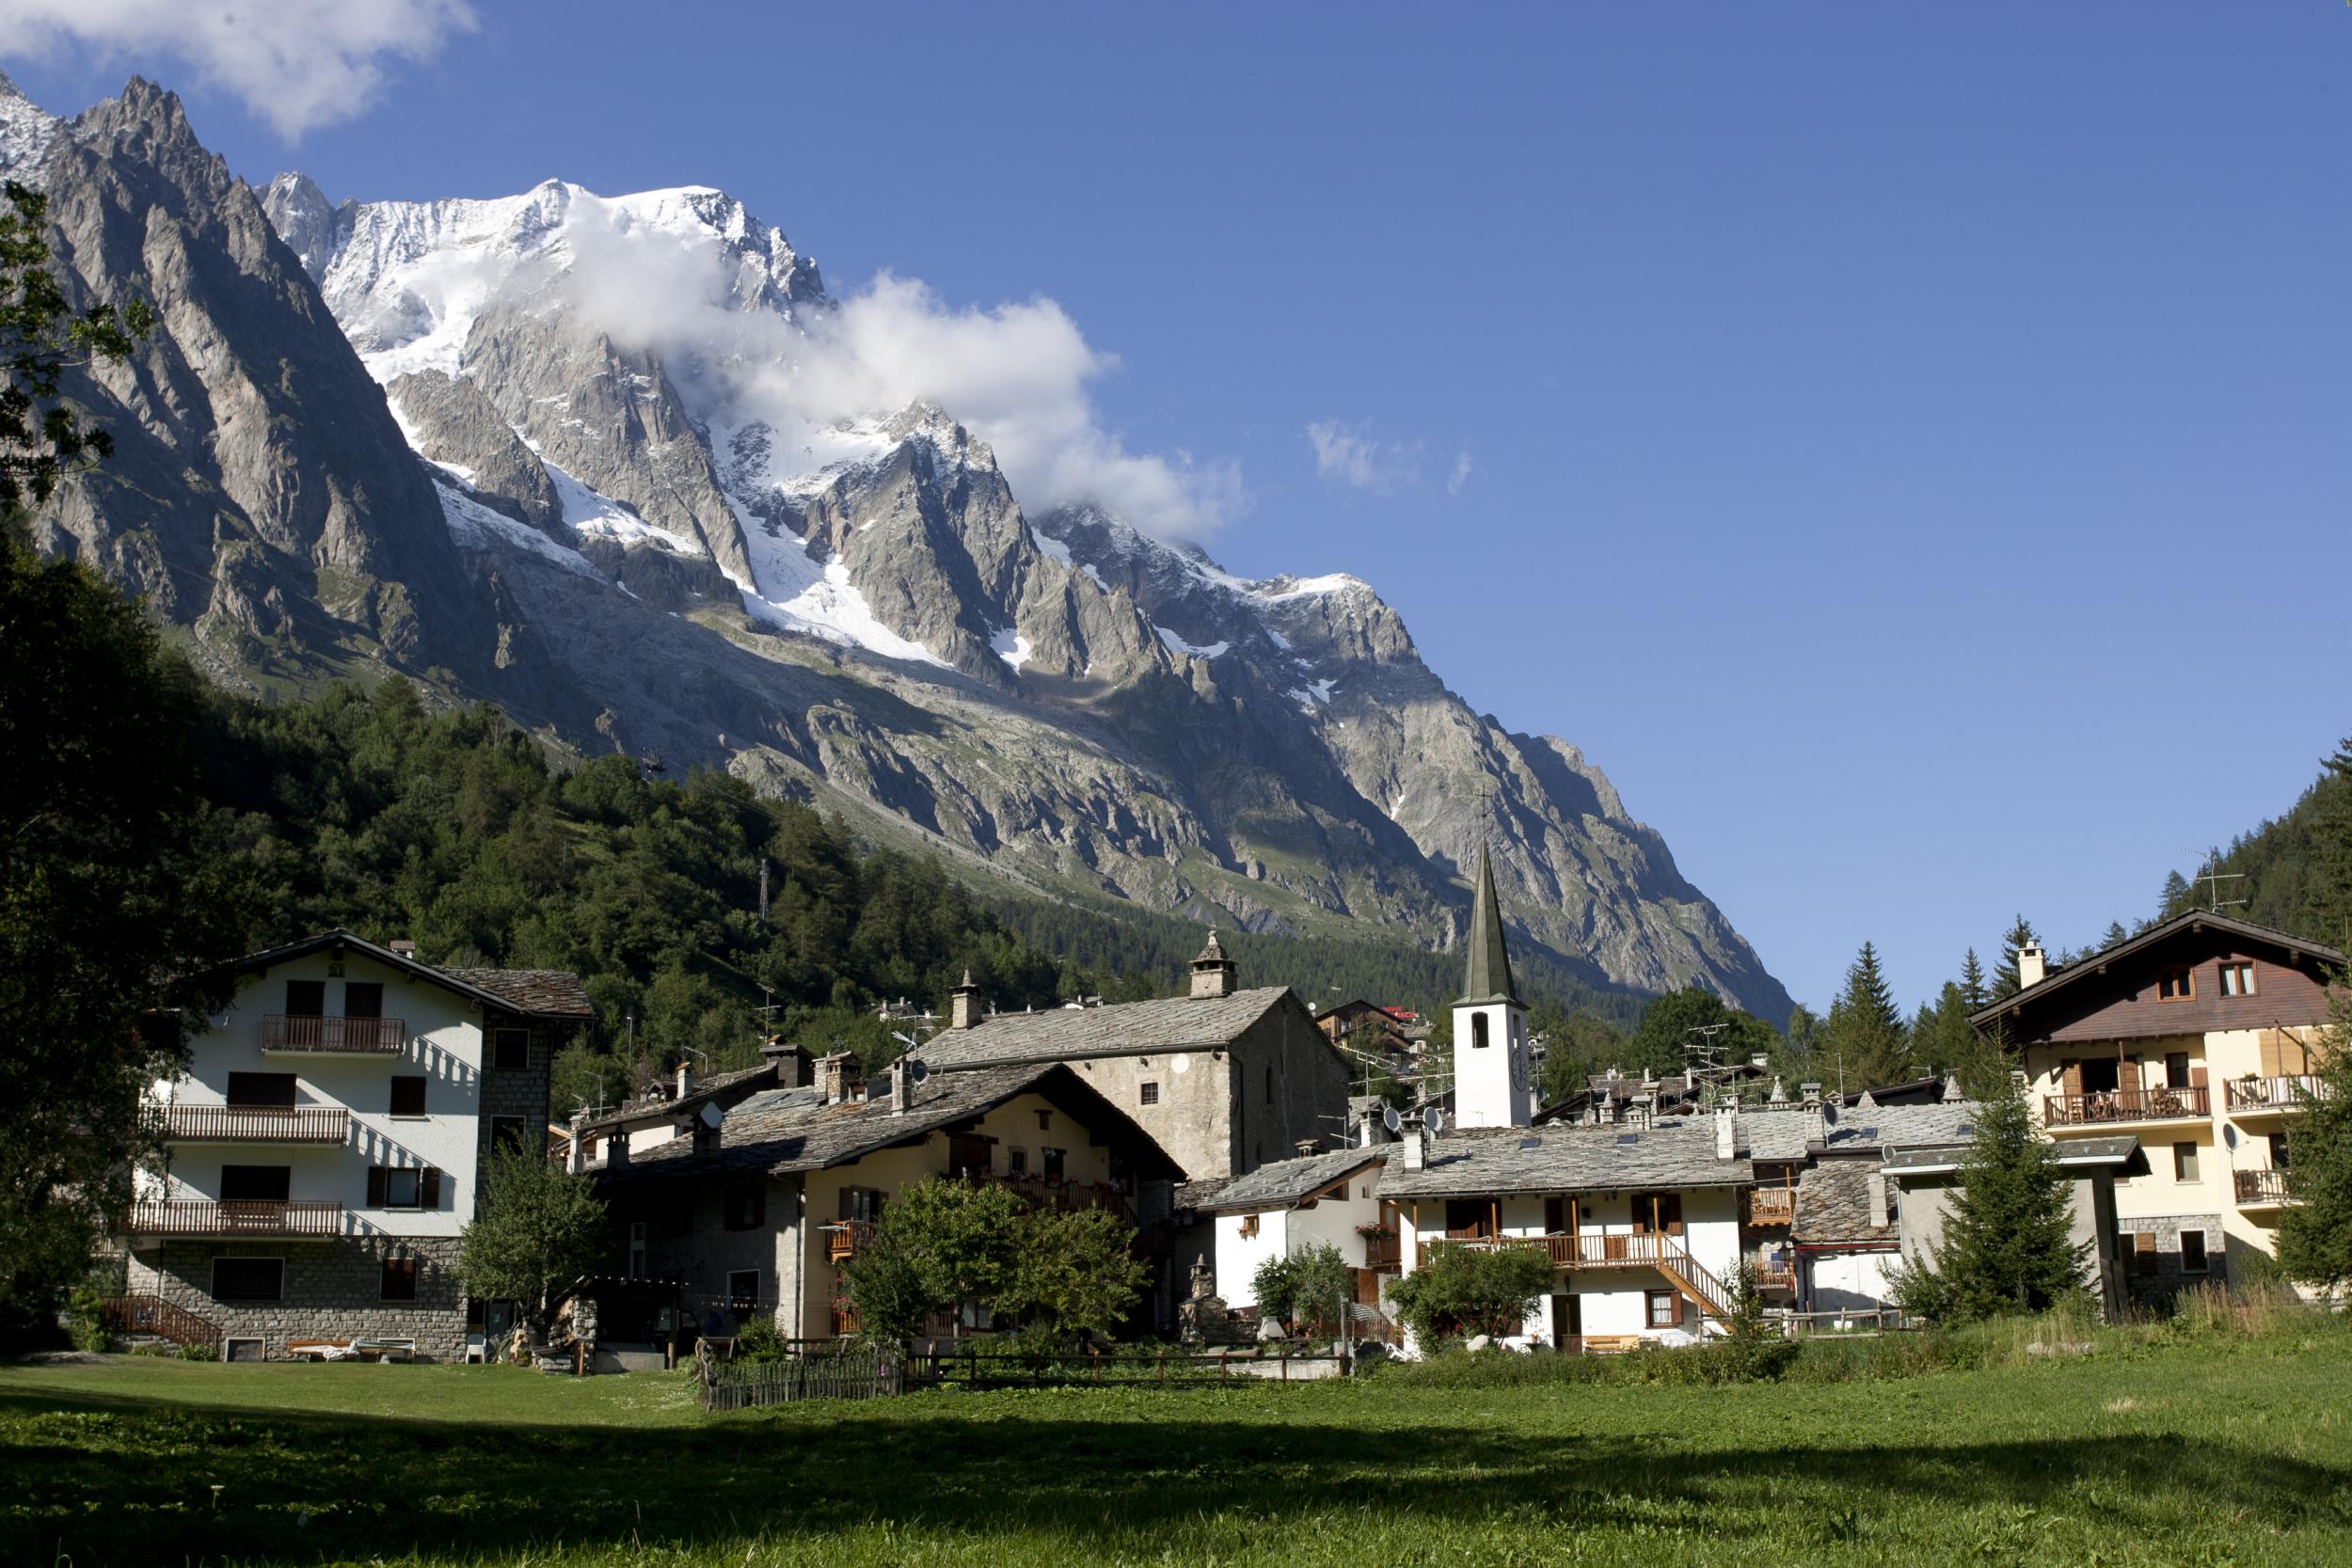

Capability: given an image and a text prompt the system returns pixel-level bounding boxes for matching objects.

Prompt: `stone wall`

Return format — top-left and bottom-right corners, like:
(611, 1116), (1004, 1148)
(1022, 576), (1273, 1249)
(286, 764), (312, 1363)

(2118, 1212), (2228, 1301)
(127, 1236), (468, 1361)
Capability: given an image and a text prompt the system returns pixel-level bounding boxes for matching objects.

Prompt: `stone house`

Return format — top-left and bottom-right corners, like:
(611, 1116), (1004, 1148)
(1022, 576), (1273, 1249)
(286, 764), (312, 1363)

(123, 930), (590, 1361)
(594, 1054), (1182, 1342)
(1970, 911), (2343, 1297)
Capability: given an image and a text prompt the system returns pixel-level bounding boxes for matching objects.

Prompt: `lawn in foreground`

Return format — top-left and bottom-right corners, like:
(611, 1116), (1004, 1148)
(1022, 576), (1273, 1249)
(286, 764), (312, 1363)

(5, 1334), (2349, 1568)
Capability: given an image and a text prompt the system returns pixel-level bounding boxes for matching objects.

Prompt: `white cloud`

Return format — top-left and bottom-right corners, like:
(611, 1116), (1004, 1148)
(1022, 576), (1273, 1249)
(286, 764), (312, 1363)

(557, 221), (1242, 542)
(0, 0), (475, 139)
(1447, 449), (1475, 497)
(1305, 419), (1422, 495)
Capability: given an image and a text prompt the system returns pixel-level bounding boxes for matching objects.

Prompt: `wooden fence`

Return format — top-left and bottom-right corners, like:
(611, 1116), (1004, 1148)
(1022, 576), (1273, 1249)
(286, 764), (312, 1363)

(695, 1341), (906, 1410)
(910, 1344), (1352, 1388)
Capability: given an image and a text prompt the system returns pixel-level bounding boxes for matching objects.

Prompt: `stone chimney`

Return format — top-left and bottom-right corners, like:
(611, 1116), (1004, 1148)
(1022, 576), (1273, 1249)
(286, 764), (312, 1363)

(565, 1113), (587, 1175)
(818, 1052), (863, 1106)
(949, 971), (982, 1031)
(1867, 1170), (1890, 1229)
(889, 1058), (914, 1116)
(1189, 929), (1237, 1001)
(1400, 1115), (1427, 1172)
(389, 939), (419, 958)
(2017, 942), (2046, 990)
(605, 1130), (629, 1170)
(760, 1037), (814, 1088)
(1714, 1097), (1739, 1162)
(675, 1062), (693, 1101)
(1800, 1084), (1826, 1149)
(1942, 1073), (1964, 1103)
(691, 1102), (723, 1155)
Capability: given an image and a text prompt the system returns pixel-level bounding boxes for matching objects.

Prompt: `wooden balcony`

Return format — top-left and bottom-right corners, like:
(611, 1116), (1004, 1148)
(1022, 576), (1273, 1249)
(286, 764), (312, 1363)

(824, 1219), (873, 1264)
(1359, 1227), (1400, 1268)
(1755, 1265), (1797, 1293)
(1434, 1231), (1738, 1319)
(2226, 1076), (2328, 1117)
(2042, 1085), (2209, 1127)
(261, 1014), (405, 1055)
(2233, 1169), (2294, 1207)
(1749, 1188), (1795, 1227)
(156, 1104), (350, 1144)
(128, 1200), (344, 1238)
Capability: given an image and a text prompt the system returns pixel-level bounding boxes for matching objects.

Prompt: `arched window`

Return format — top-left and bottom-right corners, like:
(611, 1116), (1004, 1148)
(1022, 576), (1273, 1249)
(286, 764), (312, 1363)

(1471, 1013), (1490, 1050)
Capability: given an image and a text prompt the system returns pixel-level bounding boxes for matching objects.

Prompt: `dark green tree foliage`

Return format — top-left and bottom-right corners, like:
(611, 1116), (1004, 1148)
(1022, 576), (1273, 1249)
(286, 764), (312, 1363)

(2157, 870), (2195, 922)
(1821, 942), (1911, 1093)
(2277, 993), (2352, 1290)
(1895, 1080), (2087, 1322)
(1960, 949), (1988, 1010)
(1250, 1242), (1355, 1337)
(2142, 742), (2352, 954)
(454, 1147), (609, 1329)
(1910, 980), (1980, 1083)
(1384, 1242), (1555, 1346)
(1992, 916), (2041, 1002)
(1532, 999), (1632, 1105)
(1, 182), (153, 518)
(1623, 988), (1779, 1080)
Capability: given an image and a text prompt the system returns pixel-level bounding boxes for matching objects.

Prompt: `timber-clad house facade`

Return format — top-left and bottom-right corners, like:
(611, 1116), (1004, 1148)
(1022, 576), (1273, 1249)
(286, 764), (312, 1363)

(120, 931), (591, 1361)
(1972, 911), (2342, 1295)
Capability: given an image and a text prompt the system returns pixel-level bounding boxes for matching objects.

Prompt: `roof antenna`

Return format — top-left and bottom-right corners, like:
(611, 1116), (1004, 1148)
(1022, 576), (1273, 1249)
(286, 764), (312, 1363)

(2190, 848), (2247, 914)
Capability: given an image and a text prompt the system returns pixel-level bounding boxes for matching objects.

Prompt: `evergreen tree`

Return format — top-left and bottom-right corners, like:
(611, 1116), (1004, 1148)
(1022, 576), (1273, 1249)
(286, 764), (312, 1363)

(2277, 992), (2352, 1290)
(1913, 980), (1981, 1082)
(2157, 870), (2194, 922)
(1820, 941), (1910, 1093)
(1894, 1078), (2088, 1321)
(1959, 948), (1989, 1011)
(1625, 988), (1777, 1080)
(1992, 915), (2041, 1001)
(2308, 736), (2352, 951)
(2101, 921), (2129, 951)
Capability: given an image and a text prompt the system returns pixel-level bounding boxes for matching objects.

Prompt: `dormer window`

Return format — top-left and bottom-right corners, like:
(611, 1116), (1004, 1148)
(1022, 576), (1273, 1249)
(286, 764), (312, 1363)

(2158, 966), (2196, 1002)
(2219, 962), (2256, 997)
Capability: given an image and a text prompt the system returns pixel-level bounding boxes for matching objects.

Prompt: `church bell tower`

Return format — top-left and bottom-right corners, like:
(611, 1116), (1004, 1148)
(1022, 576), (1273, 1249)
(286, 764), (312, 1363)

(1451, 845), (1531, 1128)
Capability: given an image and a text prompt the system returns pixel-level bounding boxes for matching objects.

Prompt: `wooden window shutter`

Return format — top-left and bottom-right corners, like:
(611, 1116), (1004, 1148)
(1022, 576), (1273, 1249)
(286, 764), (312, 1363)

(2131, 1232), (2156, 1275)
(2061, 1061), (2083, 1098)
(2189, 1063), (2209, 1089)
(2119, 1057), (2140, 1095)
(367, 1165), (388, 1206)
(2259, 1030), (2282, 1079)
(421, 1167), (442, 1210)
(753, 1184), (767, 1227)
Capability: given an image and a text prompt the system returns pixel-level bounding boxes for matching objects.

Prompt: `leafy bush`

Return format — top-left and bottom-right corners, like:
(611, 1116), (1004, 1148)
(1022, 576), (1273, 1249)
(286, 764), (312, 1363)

(64, 1284), (106, 1354)
(178, 1340), (217, 1362)
(732, 1315), (787, 1364)
(1384, 1243), (1554, 1347)
(1252, 1243), (1353, 1337)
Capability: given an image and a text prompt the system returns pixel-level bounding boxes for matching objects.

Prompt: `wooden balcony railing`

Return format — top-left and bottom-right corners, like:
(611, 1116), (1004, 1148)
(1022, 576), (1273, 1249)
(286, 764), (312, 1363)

(1749, 1188), (1795, 1226)
(2042, 1085), (2210, 1127)
(956, 1170), (1133, 1219)
(2226, 1076), (2328, 1115)
(1359, 1228), (1401, 1268)
(128, 1200), (344, 1237)
(1429, 1231), (1738, 1316)
(261, 1014), (405, 1054)
(99, 1293), (221, 1353)
(1755, 1265), (1797, 1293)
(2234, 1168), (2294, 1206)
(155, 1105), (350, 1144)
(824, 1220), (873, 1265)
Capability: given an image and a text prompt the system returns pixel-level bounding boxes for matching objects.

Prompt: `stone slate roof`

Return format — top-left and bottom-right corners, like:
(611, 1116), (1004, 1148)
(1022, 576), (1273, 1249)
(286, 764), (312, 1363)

(919, 987), (1299, 1069)
(575, 1062), (777, 1135)
(1740, 1101), (1982, 1164)
(1181, 1145), (1390, 1213)
(1879, 1132), (2139, 1174)
(440, 966), (596, 1018)
(1792, 1160), (1895, 1246)
(1377, 1118), (1752, 1200)
(596, 1062), (1184, 1186)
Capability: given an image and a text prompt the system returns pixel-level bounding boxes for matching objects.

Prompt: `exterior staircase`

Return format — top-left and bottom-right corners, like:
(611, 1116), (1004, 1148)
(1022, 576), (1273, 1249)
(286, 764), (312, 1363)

(1438, 1232), (1742, 1324)
(100, 1294), (221, 1354)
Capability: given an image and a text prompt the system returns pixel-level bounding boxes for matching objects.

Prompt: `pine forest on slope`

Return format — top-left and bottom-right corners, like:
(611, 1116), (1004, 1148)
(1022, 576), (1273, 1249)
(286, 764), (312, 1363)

(5, 73), (1792, 1023)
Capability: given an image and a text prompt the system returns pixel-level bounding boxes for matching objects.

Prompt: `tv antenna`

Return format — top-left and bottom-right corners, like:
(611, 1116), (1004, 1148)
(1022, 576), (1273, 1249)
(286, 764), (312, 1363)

(2190, 849), (2247, 914)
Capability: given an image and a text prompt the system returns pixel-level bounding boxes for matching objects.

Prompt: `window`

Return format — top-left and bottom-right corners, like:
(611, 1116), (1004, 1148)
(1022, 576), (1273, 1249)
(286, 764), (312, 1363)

(1041, 1147), (1066, 1180)
(723, 1183), (766, 1231)
(1265, 1065), (1275, 1099)
(488, 1116), (529, 1154)
(380, 1257), (418, 1302)
(2219, 962), (2256, 997)
(1646, 1291), (1678, 1329)
(1472, 1013), (1490, 1050)
(1035, 1109), (1053, 1132)
(2181, 1230), (2210, 1274)
(2158, 965), (2196, 1002)
(2129, 1232), (2157, 1275)
(389, 1076), (427, 1117)
(841, 1187), (887, 1224)
(1139, 1082), (1159, 1106)
(628, 1221), (648, 1279)
(492, 1028), (530, 1070)
(220, 1164), (291, 1201)
(212, 1258), (284, 1301)
(659, 1200), (691, 1238)
(225, 1338), (264, 1362)
(1238, 1213), (1260, 1239)
(343, 982), (383, 1019)
(727, 1269), (761, 1310)
(284, 980), (326, 1016)
(383, 1167), (421, 1209)
(226, 1072), (296, 1108)
(2165, 1051), (2192, 1091)
(1009, 1147), (1029, 1176)
(2172, 1142), (2200, 1182)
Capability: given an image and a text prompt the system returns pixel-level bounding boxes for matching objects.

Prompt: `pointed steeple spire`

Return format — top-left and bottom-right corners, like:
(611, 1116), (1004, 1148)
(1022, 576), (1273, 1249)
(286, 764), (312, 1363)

(1458, 845), (1521, 1006)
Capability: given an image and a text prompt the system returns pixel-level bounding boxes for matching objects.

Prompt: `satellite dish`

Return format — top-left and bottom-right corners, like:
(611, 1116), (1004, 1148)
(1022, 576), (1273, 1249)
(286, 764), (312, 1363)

(908, 1058), (930, 1084)
(1424, 1107), (1446, 1136)
(1382, 1104), (1402, 1135)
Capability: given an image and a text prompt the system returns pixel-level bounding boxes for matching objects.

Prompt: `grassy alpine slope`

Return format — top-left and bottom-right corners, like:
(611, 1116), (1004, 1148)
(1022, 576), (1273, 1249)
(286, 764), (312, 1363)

(6, 1323), (2350, 1568)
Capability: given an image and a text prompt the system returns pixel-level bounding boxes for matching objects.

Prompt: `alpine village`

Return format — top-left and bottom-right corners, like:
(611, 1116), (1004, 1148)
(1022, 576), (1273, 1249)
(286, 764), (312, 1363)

(5, 17), (2351, 1568)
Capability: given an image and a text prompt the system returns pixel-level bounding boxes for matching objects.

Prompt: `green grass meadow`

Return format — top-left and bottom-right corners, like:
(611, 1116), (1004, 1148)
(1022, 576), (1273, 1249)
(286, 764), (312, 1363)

(6, 1325), (2351, 1568)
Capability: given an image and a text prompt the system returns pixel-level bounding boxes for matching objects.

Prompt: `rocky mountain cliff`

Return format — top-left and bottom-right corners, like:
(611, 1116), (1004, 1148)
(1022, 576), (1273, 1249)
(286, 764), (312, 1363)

(8, 74), (1793, 1022)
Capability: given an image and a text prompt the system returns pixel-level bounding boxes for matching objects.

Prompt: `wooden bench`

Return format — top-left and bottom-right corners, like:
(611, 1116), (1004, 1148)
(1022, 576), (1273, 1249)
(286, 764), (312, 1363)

(1580, 1335), (1643, 1356)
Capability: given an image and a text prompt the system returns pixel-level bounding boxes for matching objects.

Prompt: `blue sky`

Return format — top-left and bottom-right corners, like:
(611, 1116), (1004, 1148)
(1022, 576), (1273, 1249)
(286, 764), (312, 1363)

(8, 4), (2347, 1014)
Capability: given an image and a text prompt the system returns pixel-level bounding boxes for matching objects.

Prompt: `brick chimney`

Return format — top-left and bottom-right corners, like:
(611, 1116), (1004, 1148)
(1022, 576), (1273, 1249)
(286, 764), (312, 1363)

(2017, 942), (2047, 990)
(949, 971), (982, 1031)
(818, 1052), (863, 1105)
(1189, 929), (1237, 1001)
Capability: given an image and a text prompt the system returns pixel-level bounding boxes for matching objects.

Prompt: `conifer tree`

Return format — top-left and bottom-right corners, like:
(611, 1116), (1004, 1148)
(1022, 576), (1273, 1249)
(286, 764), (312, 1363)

(1992, 915), (2041, 1001)
(1822, 941), (1909, 1092)
(1895, 1077), (2087, 1321)
(2101, 921), (2129, 951)
(2277, 993), (2352, 1290)
(2306, 736), (2352, 952)
(1960, 949), (1989, 1011)
(2158, 870), (2194, 922)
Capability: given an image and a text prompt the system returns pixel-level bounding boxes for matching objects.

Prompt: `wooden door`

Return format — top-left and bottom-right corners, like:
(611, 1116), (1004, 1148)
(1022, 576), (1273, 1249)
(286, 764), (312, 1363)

(1633, 1195), (1682, 1237)
(343, 982), (383, 1019)
(1549, 1293), (1581, 1347)
(1544, 1196), (1567, 1236)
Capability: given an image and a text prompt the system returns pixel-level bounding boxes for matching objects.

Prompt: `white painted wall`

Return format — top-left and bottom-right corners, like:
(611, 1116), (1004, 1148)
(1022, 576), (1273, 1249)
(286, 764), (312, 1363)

(1806, 1250), (1898, 1311)
(149, 951), (493, 1236)
(1451, 999), (1531, 1129)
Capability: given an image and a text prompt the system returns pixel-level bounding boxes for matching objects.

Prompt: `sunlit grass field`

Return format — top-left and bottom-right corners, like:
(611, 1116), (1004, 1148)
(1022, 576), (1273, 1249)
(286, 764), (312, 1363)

(6, 1322), (2349, 1567)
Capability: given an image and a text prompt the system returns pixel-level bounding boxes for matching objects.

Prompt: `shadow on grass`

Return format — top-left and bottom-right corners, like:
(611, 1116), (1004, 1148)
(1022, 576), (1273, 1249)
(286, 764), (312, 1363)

(4, 1376), (2346, 1566)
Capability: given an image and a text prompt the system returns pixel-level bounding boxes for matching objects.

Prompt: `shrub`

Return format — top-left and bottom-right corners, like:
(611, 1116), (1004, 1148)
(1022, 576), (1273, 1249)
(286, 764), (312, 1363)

(64, 1284), (106, 1354)
(732, 1315), (787, 1364)
(1252, 1243), (1353, 1337)
(1384, 1243), (1557, 1348)
(178, 1340), (217, 1362)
